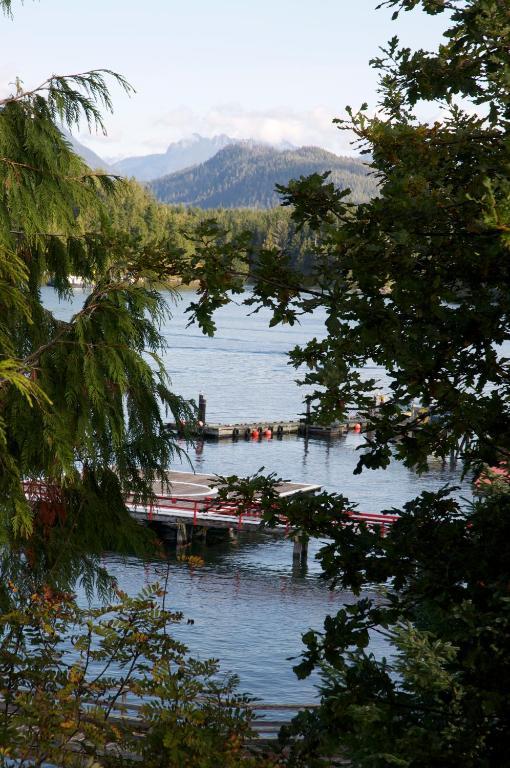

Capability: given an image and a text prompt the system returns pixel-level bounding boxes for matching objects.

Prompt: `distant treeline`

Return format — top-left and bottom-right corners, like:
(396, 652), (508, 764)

(102, 180), (321, 274)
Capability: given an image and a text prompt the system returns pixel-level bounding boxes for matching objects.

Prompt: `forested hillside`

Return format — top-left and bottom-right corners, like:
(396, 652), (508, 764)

(149, 143), (377, 207)
(98, 180), (318, 274)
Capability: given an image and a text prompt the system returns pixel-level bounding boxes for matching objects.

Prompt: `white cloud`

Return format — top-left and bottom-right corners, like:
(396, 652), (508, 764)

(154, 104), (357, 155)
(75, 104), (360, 159)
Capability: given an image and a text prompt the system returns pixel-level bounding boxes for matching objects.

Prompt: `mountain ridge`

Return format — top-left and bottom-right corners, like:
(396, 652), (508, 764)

(110, 134), (236, 181)
(64, 133), (112, 171)
(149, 143), (376, 208)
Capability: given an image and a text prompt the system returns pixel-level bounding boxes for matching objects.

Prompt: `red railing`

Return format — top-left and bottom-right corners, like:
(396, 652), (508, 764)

(344, 509), (400, 536)
(125, 493), (264, 529)
(125, 492), (399, 534)
(23, 482), (399, 535)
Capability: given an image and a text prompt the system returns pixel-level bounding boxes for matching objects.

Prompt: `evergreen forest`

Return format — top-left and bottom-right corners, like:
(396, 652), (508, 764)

(149, 143), (377, 208)
(100, 179), (323, 276)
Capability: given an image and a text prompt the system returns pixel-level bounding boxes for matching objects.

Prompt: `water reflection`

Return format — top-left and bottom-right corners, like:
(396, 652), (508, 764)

(181, 432), (470, 512)
(101, 429), (470, 702)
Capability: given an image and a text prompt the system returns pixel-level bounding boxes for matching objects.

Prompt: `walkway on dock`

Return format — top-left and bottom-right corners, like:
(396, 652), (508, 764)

(126, 471), (399, 541)
(126, 471), (321, 531)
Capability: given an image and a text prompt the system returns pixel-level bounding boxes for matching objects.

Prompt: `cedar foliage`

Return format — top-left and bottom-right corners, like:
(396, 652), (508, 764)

(0, 4), (271, 765)
(0, 4), (194, 544)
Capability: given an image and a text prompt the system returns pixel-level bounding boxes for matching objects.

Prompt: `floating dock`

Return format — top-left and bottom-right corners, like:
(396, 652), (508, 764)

(166, 394), (371, 441)
(166, 417), (368, 440)
(126, 470), (320, 562)
(127, 470), (320, 532)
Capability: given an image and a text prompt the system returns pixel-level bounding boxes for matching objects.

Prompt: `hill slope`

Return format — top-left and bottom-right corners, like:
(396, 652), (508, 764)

(64, 134), (111, 171)
(149, 144), (376, 207)
(111, 134), (235, 181)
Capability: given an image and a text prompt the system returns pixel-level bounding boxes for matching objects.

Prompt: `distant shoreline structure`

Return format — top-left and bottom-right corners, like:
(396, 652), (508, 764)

(46, 274), (86, 288)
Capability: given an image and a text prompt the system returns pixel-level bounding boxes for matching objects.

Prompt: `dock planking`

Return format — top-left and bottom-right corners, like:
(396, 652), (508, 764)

(149, 470), (320, 499)
(127, 470), (320, 531)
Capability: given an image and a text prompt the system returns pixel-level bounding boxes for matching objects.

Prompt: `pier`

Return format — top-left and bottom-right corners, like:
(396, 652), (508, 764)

(199, 417), (367, 440)
(167, 418), (368, 440)
(126, 471), (320, 561)
(125, 471), (398, 561)
(23, 471), (398, 563)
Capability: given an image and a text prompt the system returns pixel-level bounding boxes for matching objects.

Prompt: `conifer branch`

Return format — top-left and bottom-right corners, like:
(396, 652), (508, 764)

(0, 0), (13, 17)
(0, 278), (148, 393)
(0, 155), (121, 183)
(14, 267), (170, 372)
(0, 70), (134, 132)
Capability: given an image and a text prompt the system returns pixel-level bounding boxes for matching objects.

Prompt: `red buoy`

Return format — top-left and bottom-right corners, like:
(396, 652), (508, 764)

(251, 429), (260, 439)
(353, 422), (362, 432)
(264, 428), (272, 439)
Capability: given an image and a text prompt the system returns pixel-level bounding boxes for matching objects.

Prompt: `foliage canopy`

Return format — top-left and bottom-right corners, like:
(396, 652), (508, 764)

(0, 8), (195, 543)
(3, 0), (510, 765)
(182, 1), (510, 765)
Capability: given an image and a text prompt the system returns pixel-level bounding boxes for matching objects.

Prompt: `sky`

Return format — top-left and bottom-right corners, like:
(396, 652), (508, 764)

(0, 0), (448, 160)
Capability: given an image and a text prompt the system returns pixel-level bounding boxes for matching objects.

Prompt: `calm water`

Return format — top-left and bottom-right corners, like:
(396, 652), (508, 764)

(43, 287), (472, 701)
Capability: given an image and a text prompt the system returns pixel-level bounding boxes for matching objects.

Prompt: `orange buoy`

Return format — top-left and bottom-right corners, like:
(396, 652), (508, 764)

(353, 422), (362, 432)
(264, 428), (272, 439)
(251, 429), (260, 439)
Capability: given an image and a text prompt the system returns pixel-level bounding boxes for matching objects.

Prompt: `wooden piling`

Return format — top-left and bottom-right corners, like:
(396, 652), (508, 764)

(193, 525), (208, 542)
(176, 522), (189, 546)
(198, 393), (207, 425)
(292, 534), (309, 564)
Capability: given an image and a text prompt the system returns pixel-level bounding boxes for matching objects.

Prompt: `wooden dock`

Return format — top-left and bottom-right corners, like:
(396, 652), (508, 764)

(125, 471), (398, 562)
(126, 470), (321, 561)
(166, 417), (368, 440)
(127, 471), (320, 532)
(23, 471), (398, 562)
(166, 394), (372, 440)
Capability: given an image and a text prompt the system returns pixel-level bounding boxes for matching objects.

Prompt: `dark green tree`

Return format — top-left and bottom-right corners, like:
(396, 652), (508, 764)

(0, 3), (197, 548)
(181, 1), (510, 765)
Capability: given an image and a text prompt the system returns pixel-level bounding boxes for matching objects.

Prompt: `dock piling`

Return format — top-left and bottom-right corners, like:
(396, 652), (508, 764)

(198, 393), (207, 427)
(194, 525), (208, 542)
(292, 534), (309, 564)
(176, 523), (189, 546)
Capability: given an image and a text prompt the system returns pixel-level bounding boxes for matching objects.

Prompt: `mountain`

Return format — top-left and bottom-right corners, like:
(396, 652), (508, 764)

(110, 134), (236, 181)
(65, 134), (111, 171)
(149, 144), (377, 208)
